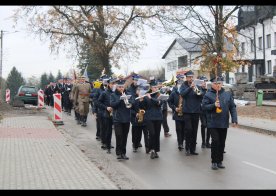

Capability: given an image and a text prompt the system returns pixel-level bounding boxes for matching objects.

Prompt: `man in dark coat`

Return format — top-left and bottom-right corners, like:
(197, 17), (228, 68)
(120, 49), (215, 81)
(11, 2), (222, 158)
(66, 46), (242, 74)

(143, 79), (165, 159)
(197, 75), (211, 148)
(127, 74), (143, 149)
(202, 76), (238, 170)
(110, 79), (132, 160)
(167, 74), (185, 151)
(179, 70), (204, 156)
(98, 77), (117, 153)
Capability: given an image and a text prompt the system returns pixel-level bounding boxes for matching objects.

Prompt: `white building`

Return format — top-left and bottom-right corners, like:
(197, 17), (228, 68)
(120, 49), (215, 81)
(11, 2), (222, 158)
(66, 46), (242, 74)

(162, 38), (204, 80)
(236, 6), (276, 82)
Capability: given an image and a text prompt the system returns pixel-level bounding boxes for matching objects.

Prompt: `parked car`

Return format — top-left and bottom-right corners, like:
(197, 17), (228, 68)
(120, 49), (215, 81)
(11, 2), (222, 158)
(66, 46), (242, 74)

(15, 85), (38, 105)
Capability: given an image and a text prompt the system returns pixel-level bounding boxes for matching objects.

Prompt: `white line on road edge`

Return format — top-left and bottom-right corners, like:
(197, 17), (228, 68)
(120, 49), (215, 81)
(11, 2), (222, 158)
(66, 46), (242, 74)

(242, 161), (276, 175)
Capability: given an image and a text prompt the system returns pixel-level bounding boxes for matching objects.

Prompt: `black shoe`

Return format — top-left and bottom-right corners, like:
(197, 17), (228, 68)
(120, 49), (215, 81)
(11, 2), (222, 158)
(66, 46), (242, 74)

(117, 154), (123, 160)
(138, 143), (142, 148)
(77, 120), (81, 125)
(96, 137), (101, 141)
(107, 149), (111, 154)
(178, 145), (184, 151)
(150, 151), (155, 159)
(145, 148), (150, 154)
(185, 150), (190, 156)
(122, 154), (129, 160)
(164, 132), (172, 137)
(217, 162), (225, 169)
(201, 143), (206, 148)
(111, 145), (114, 148)
(206, 143), (211, 148)
(81, 122), (87, 127)
(101, 145), (107, 150)
(154, 152), (159, 158)
(190, 151), (199, 155)
(133, 148), (138, 153)
(211, 163), (218, 170)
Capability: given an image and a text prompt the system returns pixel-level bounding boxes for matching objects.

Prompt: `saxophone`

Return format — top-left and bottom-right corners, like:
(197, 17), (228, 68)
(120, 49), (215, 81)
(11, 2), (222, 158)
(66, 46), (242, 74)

(137, 109), (145, 123)
(177, 95), (183, 116)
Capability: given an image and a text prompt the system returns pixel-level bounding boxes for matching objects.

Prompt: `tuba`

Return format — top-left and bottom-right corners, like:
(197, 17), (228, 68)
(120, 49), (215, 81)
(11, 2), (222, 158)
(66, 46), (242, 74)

(137, 109), (145, 123)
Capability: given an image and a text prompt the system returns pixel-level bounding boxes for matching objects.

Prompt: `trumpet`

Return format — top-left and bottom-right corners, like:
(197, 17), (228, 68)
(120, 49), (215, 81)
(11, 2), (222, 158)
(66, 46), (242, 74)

(121, 93), (132, 108)
(193, 85), (202, 95)
(191, 80), (202, 95)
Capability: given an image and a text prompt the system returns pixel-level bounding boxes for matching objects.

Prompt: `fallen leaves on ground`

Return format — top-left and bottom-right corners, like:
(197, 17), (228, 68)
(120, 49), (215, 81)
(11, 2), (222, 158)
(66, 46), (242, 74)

(237, 104), (276, 120)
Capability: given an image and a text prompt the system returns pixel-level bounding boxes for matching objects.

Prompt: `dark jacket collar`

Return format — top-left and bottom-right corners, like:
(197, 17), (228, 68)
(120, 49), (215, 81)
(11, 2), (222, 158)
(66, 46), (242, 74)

(210, 87), (225, 94)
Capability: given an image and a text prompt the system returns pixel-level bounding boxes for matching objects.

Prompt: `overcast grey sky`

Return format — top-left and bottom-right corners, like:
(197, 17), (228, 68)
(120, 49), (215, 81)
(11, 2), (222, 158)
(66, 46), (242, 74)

(0, 6), (175, 80)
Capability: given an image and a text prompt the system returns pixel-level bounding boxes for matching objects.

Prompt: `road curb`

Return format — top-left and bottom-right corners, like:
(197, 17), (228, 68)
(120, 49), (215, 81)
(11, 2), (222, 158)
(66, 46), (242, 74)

(237, 124), (276, 137)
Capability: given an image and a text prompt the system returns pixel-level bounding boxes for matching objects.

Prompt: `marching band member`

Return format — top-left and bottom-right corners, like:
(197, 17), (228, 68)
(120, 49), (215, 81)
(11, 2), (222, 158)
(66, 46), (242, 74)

(179, 70), (204, 156)
(157, 79), (172, 138)
(198, 75), (211, 148)
(130, 82), (149, 153)
(144, 79), (164, 159)
(98, 77), (117, 154)
(91, 78), (104, 140)
(110, 79), (132, 160)
(167, 74), (185, 151)
(202, 76), (237, 170)
(127, 74), (143, 150)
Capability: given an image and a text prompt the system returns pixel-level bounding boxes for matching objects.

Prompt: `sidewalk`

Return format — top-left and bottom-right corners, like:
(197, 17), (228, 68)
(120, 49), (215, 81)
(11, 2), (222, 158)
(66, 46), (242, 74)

(0, 115), (117, 189)
(237, 116), (276, 136)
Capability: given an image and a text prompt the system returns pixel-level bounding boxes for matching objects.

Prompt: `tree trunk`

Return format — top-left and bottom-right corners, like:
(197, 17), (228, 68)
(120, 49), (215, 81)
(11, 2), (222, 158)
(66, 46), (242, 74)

(214, 6), (224, 77)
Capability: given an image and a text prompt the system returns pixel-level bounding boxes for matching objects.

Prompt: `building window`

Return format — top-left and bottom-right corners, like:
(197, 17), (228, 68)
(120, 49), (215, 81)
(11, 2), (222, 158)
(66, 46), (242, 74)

(258, 37), (262, 50)
(267, 60), (271, 74)
(167, 60), (177, 72)
(241, 42), (245, 55)
(266, 34), (271, 48)
(250, 39), (255, 52)
(178, 55), (188, 68)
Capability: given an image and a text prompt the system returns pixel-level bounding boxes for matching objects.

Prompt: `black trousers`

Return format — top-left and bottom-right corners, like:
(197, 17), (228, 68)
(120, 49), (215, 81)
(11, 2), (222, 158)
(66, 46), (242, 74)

(114, 122), (130, 155)
(96, 116), (102, 138)
(64, 96), (72, 113)
(183, 113), (200, 153)
(132, 125), (149, 149)
(100, 116), (106, 144)
(102, 117), (113, 149)
(162, 110), (170, 133)
(200, 113), (211, 144)
(210, 128), (227, 163)
(175, 120), (185, 146)
(147, 120), (162, 152)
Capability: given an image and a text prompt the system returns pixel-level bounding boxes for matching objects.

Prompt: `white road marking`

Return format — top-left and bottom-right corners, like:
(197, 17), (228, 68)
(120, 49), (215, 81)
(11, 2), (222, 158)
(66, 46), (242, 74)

(243, 161), (276, 175)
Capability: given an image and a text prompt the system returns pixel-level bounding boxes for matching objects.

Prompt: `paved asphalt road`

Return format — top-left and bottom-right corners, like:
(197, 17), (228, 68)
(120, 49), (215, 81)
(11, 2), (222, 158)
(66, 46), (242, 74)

(58, 109), (276, 189)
